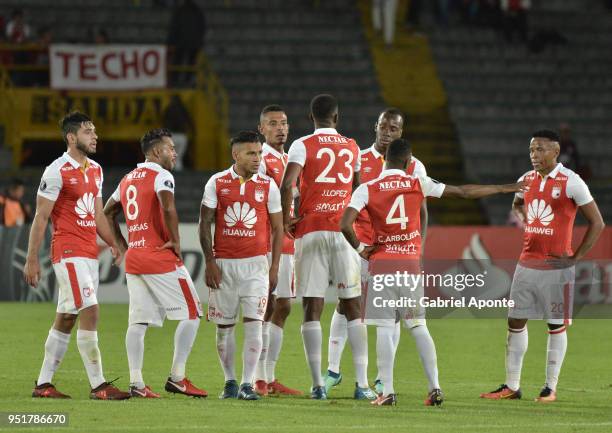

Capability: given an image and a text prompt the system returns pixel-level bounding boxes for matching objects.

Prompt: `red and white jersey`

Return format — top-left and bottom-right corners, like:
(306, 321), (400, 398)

(259, 142), (294, 254)
(356, 144), (427, 244)
(287, 127), (361, 238)
(38, 152), (103, 263)
(202, 166), (282, 259)
(111, 161), (181, 275)
(349, 169), (444, 262)
(516, 163), (593, 268)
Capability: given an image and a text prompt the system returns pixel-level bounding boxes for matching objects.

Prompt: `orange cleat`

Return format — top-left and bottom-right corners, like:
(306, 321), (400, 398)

(129, 385), (161, 398)
(480, 384), (522, 400)
(90, 381), (131, 400)
(32, 382), (71, 399)
(267, 380), (303, 396)
(424, 388), (444, 406)
(534, 386), (556, 403)
(165, 377), (207, 398)
(254, 380), (268, 396)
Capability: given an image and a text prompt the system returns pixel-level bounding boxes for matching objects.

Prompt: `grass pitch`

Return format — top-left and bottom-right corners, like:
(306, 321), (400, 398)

(0, 303), (611, 433)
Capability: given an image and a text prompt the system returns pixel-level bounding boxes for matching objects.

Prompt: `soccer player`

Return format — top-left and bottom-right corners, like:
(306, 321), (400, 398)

(481, 130), (604, 403)
(24, 111), (130, 400)
(200, 131), (284, 401)
(280, 94), (375, 400)
(325, 107), (429, 397)
(342, 138), (525, 406)
(253, 105), (302, 396)
(103, 128), (206, 398)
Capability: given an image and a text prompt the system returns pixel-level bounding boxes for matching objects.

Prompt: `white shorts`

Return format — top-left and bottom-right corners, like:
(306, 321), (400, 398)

(207, 255), (269, 325)
(508, 264), (575, 325)
(54, 257), (99, 315)
(294, 231), (361, 299)
(126, 265), (202, 327)
(363, 272), (426, 328)
(267, 253), (295, 299)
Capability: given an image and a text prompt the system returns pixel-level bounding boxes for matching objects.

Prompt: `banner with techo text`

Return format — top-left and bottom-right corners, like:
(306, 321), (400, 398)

(49, 44), (167, 90)
(1, 225), (610, 320)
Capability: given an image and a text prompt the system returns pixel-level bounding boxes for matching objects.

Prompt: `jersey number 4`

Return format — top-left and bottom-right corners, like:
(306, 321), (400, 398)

(386, 194), (409, 229)
(314, 148), (354, 184)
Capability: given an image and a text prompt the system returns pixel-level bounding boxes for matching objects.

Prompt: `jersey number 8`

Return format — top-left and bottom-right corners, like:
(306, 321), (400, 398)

(126, 185), (139, 220)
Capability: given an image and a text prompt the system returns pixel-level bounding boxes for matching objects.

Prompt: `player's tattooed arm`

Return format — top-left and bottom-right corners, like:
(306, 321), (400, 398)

(442, 180), (527, 199)
(199, 205), (221, 289)
(103, 197), (128, 253)
(95, 197), (122, 265)
(280, 162), (303, 238)
(158, 190), (182, 260)
(340, 207), (375, 260)
(23, 195), (55, 287)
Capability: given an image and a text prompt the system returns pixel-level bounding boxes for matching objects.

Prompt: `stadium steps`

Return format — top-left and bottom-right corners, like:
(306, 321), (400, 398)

(356, 0), (485, 225)
(428, 0), (612, 224)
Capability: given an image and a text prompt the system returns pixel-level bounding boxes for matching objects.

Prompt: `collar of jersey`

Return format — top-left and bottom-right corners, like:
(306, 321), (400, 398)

(263, 142), (285, 159)
(537, 162), (563, 180)
(314, 127), (338, 135)
(63, 152), (90, 170)
(138, 161), (163, 171)
(370, 144), (384, 160)
(230, 165), (258, 184)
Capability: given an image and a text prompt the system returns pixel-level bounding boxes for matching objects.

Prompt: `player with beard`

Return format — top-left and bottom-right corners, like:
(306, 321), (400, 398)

(25, 111), (129, 400)
(254, 105), (302, 396)
(104, 129), (207, 398)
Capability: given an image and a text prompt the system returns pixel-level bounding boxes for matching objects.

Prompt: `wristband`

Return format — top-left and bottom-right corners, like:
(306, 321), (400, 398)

(355, 242), (366, 253)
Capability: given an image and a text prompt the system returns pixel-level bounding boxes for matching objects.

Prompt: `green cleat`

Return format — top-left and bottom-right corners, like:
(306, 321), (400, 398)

(323, 370), (342, 395)
(354, 383), (377, 400)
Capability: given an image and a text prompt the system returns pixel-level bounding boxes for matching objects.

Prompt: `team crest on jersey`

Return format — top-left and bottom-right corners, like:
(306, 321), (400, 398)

(39, 180), (47, 191)
(551, 185), (561, 199)
(164, 180), (174, 189)
(254, 187), (265, 203)
(272, 167), (280, 174)
(220, 188), (230, 195)
(364, 166), (373, 173)
(69, 177), (78, 185)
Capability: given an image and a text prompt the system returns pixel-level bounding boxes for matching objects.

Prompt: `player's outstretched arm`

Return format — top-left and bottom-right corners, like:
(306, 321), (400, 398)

(23, 195), (54, 287)
(280, 162), (302, 238)
(95, 197), (122, 265)
(158, 190), (182, 260)
(442, 181), (527, 199)
(199, 205), (221, 289)
(103, 197), (128, 253)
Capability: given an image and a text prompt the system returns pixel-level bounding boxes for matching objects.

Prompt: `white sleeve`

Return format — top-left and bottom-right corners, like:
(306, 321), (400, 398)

(419, 176), (445, 198)
(258, 159), (267, 176)
(353, 144), (361, 173)
(37, 166), (63, 202)
(202, 176), (218, 208)
(348, 184), (369, 212)
(566, 174), (593, 206)
(287, 139), (306, 167)
(96, 168), (104, 198)
(515, 172), (528, 200)
(154, 170), (175, 195)
(111, 184), (121, 202)
(267, 181), (282, 213)
(414, 159), (427, 177)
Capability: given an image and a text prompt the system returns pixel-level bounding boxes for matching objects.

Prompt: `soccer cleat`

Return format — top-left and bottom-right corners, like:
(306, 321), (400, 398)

(323, 370), (342, 394)
(164, 377), (207, 398)
(354, 383), (377, 400)
(424, 388), (444, 406)
(480, 384), (522, 400)
(129, 385), (160, 398)
(219, 380), (239, 399)
(254, 380), (268, 396)
(32, 382), (71, 399)
(267, 379), (303, 396)
(310, 385), (327, 400)
(90, 380), (131, 400)
(374, 379), (384, 396)
(371, 393), (397, 406)
(238, 383), (260, 400)
(535, 386), (557, 403)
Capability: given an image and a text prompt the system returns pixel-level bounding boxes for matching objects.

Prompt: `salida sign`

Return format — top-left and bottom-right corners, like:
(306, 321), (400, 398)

(50, 44), (167, 90)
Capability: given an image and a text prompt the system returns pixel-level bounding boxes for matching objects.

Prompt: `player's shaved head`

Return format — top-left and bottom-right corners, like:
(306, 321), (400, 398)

(532, 129), (560, 151)
(378, 107), (405, 127)
(141, 128), (173, 155)
(60, 111), (92, 144)
(385, 138), (412, 169)
(231, 130), (261, 147)
(259, 104), (285, 123)
(310, 94), (338, 123)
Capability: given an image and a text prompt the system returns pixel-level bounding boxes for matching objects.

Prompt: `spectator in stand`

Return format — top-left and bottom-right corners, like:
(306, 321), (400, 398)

(5, 9), (31, 43)
(0, 178), (32, 227)
(167, 0), (206, 86)
(31, 26), (52, 86)
(558, 123), (583, 174)
(372, 0), (398, 49)
(500, 0), (530, 43)
(163, 94), (194, 171)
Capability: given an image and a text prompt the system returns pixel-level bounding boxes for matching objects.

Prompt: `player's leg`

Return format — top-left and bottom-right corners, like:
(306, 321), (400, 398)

(255, 294), (274, 395)
(239, 316), (264, 400)
(406, 319), (443, 406)
(373, 322), (396, 405)
(216, 324), (238, 398)
(327, 303), (348, 377)
(294, 232), (330, 399)
(266, 253), (302, 395)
